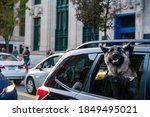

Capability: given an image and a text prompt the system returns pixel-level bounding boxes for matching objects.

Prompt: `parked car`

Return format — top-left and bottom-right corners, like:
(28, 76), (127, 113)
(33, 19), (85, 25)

(0, 53), (26, 85)
(0, 72), (17, 100)
(25, 53), (64, 94)
(37, 39), (150, 100)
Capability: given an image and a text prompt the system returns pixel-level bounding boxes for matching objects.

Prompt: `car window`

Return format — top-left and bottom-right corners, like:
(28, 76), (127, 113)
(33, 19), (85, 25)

(89, 54), (144, 100)
(45, 53), (97, 90)
(0, 55), (17, 61)
(42, 55), (62, 68)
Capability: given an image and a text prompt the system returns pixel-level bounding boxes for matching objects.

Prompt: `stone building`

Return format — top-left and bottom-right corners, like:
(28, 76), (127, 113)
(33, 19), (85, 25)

(25, 0), (150, 54)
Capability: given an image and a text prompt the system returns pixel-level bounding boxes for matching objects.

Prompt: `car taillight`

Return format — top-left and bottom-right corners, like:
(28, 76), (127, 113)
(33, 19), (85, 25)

(0, 65), (5, 69)
(18, 65), (26, 69)
(36, 86), (49, 100)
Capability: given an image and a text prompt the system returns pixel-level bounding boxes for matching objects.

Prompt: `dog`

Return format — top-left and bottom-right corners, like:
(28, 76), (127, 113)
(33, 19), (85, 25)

(100, 43), (137, 78)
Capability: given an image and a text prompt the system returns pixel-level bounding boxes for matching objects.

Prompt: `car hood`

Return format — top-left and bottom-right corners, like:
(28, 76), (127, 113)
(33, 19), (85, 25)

(0, 73), (11, 88)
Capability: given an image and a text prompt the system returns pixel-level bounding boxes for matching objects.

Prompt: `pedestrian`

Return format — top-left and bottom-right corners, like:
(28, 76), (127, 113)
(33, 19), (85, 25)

(23, 46), (30, 71)
(12, 46), (19, 58)
(1, 47), (6, 53)
(46, 48), (54, 57)
(17, 54), (24, 64)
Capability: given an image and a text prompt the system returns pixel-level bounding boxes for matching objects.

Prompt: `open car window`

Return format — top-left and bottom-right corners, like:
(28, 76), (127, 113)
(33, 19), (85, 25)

(90, 54), (144, 100)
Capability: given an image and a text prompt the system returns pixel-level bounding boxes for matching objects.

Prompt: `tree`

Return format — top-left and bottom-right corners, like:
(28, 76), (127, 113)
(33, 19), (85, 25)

(71, 0), (104, 40)
(101, 0), (121, 40)
(71, 0), (121, 40)
(0, 0), (28, 52)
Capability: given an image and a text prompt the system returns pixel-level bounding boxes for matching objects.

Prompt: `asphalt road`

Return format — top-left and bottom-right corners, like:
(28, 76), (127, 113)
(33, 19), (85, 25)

(16, 80), (36, 100)
(15, 55), (45, 100)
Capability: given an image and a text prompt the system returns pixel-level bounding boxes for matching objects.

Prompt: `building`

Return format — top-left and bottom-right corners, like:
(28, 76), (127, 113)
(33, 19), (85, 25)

(25, 0), (150, 54)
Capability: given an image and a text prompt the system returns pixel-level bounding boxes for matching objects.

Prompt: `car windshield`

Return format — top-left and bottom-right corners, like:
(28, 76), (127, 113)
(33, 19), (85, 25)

(0, 54), (18, 61)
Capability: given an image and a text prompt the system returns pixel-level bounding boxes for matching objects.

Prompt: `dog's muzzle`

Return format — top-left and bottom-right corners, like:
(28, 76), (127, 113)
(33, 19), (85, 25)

(110, 53), (124, 65)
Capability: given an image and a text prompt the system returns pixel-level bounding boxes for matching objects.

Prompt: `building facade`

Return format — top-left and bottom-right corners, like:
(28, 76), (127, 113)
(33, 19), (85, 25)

(25, 0), (150, 54)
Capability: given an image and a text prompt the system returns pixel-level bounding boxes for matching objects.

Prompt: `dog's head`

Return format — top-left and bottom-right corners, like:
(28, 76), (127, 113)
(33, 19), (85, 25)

(100, 43), (132, 75)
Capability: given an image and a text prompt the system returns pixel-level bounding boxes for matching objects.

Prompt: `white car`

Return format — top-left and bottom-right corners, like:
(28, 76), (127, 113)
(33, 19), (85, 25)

(25, 53), (64, 94)
(0, 53), (26, 85)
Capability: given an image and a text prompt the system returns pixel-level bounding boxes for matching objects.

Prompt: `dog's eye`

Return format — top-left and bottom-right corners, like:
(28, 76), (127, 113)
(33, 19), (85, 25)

(117, 47), (121, 51)
(110, 48), (114, 52)
(117, 47), (124, 52)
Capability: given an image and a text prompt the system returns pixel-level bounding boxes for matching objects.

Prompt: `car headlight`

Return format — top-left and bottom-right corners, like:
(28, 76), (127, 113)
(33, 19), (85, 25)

(5, 83), (15, 93)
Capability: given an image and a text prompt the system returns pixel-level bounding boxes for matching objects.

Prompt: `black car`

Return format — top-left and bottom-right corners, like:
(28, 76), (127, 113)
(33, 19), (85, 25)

(0, 71), (17, 100)
(36, 39), (150, 100)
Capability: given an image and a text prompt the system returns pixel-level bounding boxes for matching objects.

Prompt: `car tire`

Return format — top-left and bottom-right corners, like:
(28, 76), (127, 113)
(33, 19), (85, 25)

(13, 79), (22, 85)
(26, 77), (36, 95)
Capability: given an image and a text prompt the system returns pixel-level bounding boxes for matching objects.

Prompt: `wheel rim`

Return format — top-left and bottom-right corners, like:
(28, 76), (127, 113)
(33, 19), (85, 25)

(26, 79), (34, 93)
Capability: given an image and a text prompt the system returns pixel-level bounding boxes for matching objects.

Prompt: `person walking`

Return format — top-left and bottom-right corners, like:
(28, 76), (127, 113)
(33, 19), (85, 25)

(12, 46), (18, 58)
(23, 46), (30, 71)
(46, 48), (54, 57)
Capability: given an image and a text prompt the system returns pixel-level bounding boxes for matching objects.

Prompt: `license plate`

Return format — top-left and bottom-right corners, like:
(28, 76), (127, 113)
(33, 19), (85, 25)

(8, 67), (15, 70)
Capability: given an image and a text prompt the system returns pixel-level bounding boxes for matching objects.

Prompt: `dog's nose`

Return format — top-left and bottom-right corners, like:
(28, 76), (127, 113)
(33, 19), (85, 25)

(112, 53), (119, 60)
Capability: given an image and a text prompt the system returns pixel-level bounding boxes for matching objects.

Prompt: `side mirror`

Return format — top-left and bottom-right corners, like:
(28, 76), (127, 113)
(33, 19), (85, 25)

(72, 82), (83, 91)
(37, 64), (43, 71)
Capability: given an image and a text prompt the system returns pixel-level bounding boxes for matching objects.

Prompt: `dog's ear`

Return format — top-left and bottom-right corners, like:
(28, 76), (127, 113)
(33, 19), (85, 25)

(123, 43), (131, 51)
(123, 43), (134, 57)
(99, 44), (108, 53)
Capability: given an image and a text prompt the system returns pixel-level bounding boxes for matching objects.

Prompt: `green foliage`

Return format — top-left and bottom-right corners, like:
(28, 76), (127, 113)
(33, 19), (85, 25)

(72, 0), (104, 29)
(17, 0), (29, 18)
(0, 0), (28, 52)
(71, 0), (121, 39)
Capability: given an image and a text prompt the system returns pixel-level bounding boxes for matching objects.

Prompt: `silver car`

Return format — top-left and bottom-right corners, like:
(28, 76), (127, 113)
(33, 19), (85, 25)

(0, 53), (26, 85)
(25, 53), (63, 94)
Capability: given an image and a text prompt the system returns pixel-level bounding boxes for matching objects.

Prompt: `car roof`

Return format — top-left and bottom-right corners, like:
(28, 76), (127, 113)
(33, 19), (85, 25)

(67, 46), (150, 56)
(76, 39), (150, 49)
(64, 43), (150, 59)
(47, 53), (64, 58)
(74, 39), (150, 54)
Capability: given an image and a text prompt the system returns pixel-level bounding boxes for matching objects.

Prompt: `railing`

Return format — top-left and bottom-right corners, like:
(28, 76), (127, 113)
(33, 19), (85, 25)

(76, 39), (150, 49)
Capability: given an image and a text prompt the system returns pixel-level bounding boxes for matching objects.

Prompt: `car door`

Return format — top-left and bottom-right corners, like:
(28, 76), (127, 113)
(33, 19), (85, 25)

(43, 53), (98, 100)
(75, 53), (149, 100)
(36, 55), (62, 87)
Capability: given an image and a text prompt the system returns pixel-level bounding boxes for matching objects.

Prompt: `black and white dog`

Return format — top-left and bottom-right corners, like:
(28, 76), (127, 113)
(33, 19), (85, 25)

(100, 43), (137, 78)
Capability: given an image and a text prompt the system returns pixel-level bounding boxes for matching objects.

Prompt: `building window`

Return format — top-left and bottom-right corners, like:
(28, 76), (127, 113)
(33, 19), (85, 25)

(121, 15), (135, 27)
(19, 17), (25, 36)
(34, 0), (41, 5)
(33, 18), (41, 51)
(19, 2), (26, 36)
(55, 0), (68, 51)
(83, 25), (99, 43)
(57, 0), (68, 5)
(143, 34), (150, 39)
(114, 13), (135, 39)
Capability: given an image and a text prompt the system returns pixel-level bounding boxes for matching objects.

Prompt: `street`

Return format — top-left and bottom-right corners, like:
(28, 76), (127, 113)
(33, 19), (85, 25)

(16, 80), (36, 100)
(15, 54), (45, 100)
